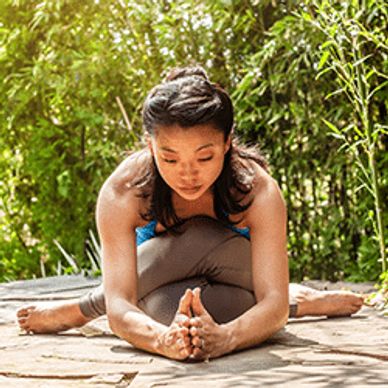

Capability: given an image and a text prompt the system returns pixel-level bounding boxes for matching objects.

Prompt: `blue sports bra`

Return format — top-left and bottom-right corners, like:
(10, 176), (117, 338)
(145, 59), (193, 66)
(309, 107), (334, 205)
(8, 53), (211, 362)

(135, 219), (250, 246)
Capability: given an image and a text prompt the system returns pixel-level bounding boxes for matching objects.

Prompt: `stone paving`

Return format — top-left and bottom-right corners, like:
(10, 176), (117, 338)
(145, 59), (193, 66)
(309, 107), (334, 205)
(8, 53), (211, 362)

(0, 275), (387, 387)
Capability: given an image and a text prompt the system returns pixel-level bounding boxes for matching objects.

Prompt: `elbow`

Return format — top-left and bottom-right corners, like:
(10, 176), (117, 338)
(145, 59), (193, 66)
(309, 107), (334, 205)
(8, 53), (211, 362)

(278, 308), (289, 330)
(105, 296), (138, 337)
(268, 295), (289, 331)
(276, 301), (289, 330)
(107, 310), (121, 336)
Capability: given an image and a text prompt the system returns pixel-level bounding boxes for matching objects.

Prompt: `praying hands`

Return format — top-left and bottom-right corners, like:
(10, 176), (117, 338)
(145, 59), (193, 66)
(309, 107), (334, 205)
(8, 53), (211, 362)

(157, 288), (232, 361)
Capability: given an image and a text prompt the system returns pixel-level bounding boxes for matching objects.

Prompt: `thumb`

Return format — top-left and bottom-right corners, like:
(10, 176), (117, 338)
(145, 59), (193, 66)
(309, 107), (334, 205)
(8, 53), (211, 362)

(177, 289), (193, 317)
(191, 287), (206, 317)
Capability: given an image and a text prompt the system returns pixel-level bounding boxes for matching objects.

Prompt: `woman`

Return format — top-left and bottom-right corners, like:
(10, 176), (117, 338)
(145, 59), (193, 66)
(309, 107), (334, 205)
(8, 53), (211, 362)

(16, 66), (363, 361)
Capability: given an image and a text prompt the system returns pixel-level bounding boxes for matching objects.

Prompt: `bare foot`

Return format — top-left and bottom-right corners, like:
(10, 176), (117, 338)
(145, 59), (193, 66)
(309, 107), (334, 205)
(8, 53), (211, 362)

(16, 300), (91, 334)
(289, 284), (364, 318)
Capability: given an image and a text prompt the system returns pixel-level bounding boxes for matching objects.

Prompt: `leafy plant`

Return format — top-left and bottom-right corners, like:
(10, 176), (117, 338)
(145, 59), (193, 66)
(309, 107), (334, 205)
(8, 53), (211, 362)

(0, 0), (386, 284)
(302, 0), (387, 273)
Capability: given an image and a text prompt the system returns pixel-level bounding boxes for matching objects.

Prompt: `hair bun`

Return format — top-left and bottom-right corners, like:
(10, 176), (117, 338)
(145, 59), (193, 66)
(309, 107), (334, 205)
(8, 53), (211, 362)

(164, 66), (210, 82)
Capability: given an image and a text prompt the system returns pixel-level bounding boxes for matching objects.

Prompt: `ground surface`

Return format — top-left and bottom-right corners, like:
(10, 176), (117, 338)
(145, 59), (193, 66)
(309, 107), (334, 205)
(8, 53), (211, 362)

(0, 275), (387, 387)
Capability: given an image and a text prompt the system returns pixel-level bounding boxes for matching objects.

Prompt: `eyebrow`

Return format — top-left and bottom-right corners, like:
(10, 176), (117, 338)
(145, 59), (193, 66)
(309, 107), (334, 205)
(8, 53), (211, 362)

(161, 143), (214, 153)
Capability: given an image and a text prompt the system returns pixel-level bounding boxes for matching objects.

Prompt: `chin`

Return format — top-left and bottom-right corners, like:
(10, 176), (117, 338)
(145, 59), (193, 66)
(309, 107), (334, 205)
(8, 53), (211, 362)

(175, 185), (207, 201)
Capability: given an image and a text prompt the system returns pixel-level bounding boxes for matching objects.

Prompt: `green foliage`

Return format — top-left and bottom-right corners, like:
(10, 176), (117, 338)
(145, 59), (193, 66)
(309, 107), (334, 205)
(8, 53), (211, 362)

(303, 0), (387, 273)
(0, 0), (386, 283)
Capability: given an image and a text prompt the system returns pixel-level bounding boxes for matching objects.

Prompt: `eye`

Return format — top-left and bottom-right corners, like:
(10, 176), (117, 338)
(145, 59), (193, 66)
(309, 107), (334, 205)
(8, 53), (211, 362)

(163, 158), (177, 164)
(198, 156), (213, 162)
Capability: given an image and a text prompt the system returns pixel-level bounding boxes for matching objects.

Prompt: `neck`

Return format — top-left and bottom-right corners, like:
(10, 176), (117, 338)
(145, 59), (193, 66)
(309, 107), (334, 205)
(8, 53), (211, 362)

(171, 189), (214, 219)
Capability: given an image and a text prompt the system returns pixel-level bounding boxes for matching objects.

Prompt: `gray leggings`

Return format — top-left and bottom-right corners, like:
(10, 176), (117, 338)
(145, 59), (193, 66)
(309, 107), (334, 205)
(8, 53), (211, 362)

(80, 217), (295, 326)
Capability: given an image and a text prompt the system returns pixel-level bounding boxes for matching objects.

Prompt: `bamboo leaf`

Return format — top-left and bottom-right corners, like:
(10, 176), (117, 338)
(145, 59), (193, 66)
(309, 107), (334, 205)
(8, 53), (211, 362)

(301, 11), (312, 22)
(367, 80), (388, 100)
(366, 69), (375, 80)
(338, 142), (349, 152)
(353, 54), (373, 67)
(321, 40), (334, 50)
(322, 118), (341, 134)
(315, 66), (332, 80)
(354, 181), (374, 198)
(329, 132), (345, 140)
(86, 248), (99, 272)
(318, 50), (330, 70)
(352, 125), (366, 138)
(325, 87), (345, 99)
(53, 240), (79, 273)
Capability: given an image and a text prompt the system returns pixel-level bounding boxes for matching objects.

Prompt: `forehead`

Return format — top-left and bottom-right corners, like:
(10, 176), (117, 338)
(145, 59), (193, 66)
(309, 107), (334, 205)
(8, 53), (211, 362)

(154, 124), (224, 149)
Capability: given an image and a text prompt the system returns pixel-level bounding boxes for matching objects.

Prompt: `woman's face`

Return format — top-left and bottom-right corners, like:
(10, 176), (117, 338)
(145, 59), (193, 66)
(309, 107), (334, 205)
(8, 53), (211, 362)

(149, 124), (230, 201)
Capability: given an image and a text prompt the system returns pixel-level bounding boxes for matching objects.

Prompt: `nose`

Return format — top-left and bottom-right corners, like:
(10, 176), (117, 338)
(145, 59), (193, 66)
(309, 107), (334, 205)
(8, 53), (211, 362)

(179, 162), (199, 182)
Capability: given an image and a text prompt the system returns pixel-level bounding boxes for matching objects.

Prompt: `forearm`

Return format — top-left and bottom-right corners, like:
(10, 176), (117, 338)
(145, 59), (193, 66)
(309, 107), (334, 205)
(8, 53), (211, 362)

(223, 295), (289, 353)
(107, 297), (167, 355)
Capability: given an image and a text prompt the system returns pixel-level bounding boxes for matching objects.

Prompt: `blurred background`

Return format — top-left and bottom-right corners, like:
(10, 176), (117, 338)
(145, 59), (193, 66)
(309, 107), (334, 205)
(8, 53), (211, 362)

(0, 0), (386, 285)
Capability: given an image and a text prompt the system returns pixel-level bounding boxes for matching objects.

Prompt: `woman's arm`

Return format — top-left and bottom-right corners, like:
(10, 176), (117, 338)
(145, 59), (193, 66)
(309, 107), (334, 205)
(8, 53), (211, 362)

(224, 175), (289, 352)
(96, 177), (191, 360)
(189, 175), (289, 359)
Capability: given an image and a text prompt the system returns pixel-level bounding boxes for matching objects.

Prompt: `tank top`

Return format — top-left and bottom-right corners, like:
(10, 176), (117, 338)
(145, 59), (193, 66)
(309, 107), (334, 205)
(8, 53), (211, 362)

(135, 219), (250, 246)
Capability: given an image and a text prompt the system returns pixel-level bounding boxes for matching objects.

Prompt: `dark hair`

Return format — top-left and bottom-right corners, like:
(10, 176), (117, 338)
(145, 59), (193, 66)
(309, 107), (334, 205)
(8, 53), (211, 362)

(134, 66), (268, 229)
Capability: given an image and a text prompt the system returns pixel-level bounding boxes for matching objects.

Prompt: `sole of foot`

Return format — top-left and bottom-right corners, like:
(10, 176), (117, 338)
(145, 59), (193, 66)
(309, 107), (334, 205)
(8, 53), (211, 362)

(291, 285), (364, 318)
(16, 300), (91, 334)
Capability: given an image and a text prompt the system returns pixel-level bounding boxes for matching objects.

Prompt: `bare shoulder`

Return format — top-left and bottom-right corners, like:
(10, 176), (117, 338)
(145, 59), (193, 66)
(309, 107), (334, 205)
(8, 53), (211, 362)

(104, 149), (151, 194)
(97, 149), (151, 234)
(244, 163), (287, 229)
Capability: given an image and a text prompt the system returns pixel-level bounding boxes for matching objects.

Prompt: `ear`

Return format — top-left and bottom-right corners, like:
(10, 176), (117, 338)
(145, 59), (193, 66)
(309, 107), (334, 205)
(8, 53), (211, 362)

(146, 134), (154, 156)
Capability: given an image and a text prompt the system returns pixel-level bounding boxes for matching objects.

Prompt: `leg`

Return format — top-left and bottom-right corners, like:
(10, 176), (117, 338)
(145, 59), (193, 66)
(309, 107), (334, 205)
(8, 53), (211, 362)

(139, 277), (256, 326)
(16, 217), (241, 333)
(138, 218), (364, 321)
(289, 283), (364, 318)
(138, 217), (256, 324)
(16, 299), (92, 334)
(17, 281), (108, 333)
(17, 217), (364, 332)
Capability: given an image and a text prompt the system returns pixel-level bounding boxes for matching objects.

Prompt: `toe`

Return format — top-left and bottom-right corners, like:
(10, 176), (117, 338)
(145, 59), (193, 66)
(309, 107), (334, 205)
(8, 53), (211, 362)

(17, 316), (27, 325)
(16, 307), (30, 317)
(19, 321), (30, 330)
(17, 306), (36, 317)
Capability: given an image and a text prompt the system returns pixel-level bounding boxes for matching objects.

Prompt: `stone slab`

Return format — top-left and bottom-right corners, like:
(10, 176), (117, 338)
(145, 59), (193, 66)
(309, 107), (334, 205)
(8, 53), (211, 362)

(0, 276), (387, 387)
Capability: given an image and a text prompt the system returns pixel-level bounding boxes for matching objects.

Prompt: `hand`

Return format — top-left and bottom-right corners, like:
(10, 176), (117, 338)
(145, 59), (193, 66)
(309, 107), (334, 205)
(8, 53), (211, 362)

(156, 289), (193, 360)
(189, 287), (231, 361)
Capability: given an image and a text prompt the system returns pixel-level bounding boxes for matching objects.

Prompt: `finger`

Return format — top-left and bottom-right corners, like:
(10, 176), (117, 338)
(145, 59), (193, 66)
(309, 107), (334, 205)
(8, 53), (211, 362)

(177, 289), (193, 316)
(180, 346), (191, 359)
(191, 335), (203, 347)
(178, 326), (190, 337)
(179, 319), (191, 328)
(165, 329), (181, 346)
(189, 325), (202, 337)
(177, 328), (191, 343)
(165, 334), (174, 346)
(192, 346), (207, 360)
(174, 313), (191, 328)
(192, 288), (205, 316)
(165, 327), (188, 347)
(177, 335), (192, 350)
(183, 335), (191, 347)
(189, 317), (202, 327)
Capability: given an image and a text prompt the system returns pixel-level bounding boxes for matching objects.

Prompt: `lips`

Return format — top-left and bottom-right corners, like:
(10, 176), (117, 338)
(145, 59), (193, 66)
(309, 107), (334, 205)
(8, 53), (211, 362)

(178, 185), (202, 192)
(179, 186), (200, 190)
